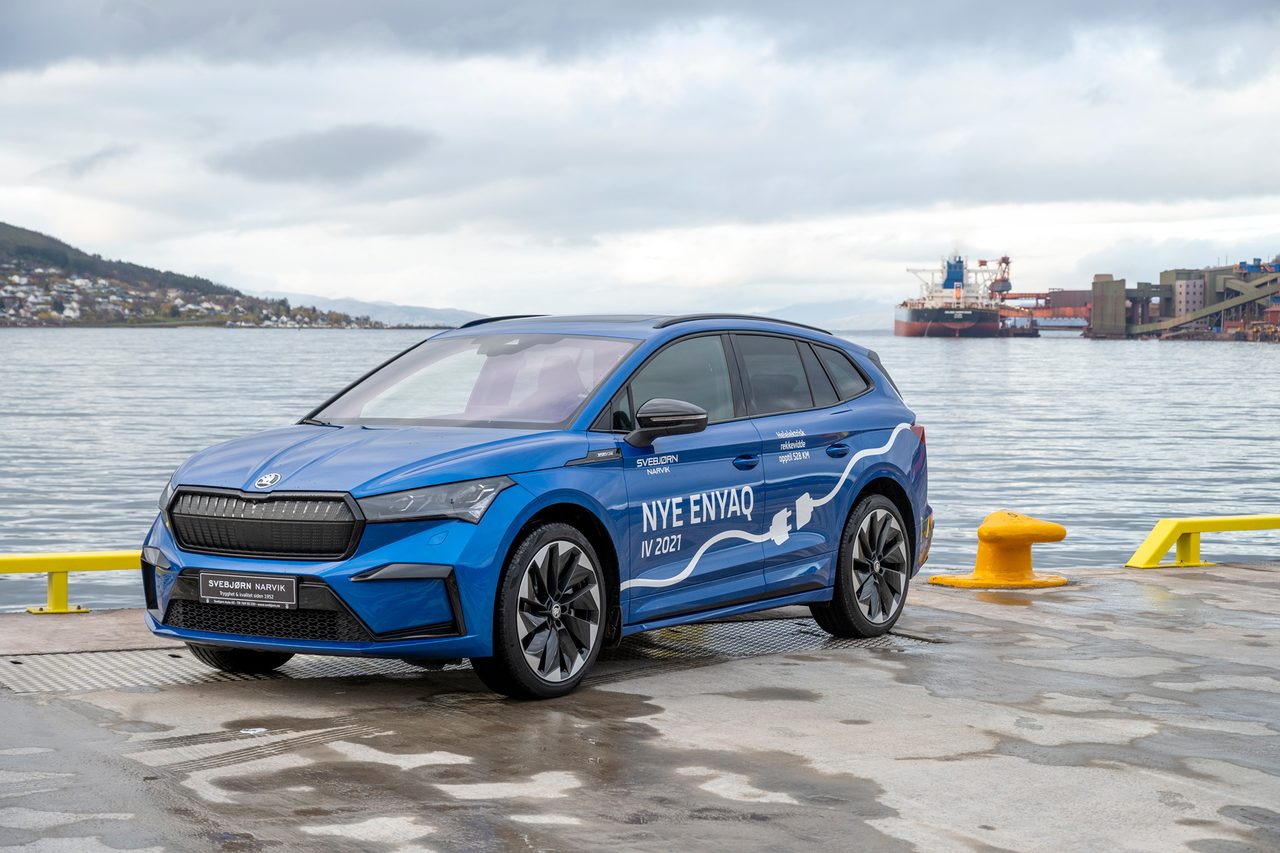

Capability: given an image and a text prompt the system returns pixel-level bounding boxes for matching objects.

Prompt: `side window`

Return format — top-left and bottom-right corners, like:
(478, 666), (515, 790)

(734, 334), (814, 416)
(629, 336), (735, 424)
(799, 342), (839, 407)
(594, 387), (634, 432)
(816, 345), (871, 400)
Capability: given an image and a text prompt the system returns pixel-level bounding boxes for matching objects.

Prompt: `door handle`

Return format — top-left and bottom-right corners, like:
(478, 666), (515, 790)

(733, 454), (760, 470)
(826, 443), (850, 458)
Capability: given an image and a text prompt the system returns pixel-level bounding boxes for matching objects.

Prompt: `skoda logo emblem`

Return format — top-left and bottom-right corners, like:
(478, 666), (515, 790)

(254, 472), (281, 489)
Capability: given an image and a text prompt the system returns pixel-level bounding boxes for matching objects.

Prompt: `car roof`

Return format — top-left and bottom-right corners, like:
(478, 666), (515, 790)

(443, 313), (833, 341)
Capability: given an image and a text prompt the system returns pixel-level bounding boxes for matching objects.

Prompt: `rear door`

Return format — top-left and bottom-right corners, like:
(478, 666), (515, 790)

(731, 334), (871, 595)
(616, 334), (767, 623)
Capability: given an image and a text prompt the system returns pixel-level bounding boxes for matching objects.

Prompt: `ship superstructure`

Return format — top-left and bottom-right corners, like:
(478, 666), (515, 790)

(895, 255), (1034, 337)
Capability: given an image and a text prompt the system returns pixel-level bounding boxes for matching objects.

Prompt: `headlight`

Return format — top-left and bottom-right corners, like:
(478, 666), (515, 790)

(158, 474), (177, 511)
(357, 476), (514, 524)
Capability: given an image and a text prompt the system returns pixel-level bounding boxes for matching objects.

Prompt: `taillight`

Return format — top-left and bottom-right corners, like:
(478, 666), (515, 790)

(910, 424), (926, 445)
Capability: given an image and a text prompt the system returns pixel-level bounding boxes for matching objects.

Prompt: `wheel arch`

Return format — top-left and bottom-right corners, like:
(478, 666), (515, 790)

(504, 500), (622, 641)
(849, 473), (916, 568)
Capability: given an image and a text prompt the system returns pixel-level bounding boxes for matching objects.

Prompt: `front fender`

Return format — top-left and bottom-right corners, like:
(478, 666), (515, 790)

(509, 464), (630, 583)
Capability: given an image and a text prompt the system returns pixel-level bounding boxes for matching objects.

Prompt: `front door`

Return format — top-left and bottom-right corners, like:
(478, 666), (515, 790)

(617, 334), (767, 623)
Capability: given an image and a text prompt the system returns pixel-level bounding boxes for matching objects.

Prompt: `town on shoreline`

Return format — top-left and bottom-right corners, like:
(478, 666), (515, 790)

(2, 259), (389, 329)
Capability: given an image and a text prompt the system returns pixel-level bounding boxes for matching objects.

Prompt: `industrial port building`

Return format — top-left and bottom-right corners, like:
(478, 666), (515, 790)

(997, 258), (1280, 340)
(1084, 258), (1280, 339)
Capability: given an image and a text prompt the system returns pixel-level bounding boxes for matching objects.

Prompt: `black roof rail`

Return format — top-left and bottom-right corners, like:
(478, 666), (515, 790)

(653, 313), (831, 335)
(457, 314), (547, 329)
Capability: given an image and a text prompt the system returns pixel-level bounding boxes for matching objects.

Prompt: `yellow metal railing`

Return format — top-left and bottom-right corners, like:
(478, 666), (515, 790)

(0, 551), (140, 614)
(1126, 515), (1280, 569)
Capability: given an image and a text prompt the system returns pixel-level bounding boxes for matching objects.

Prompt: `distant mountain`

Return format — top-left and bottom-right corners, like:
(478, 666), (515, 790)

(768, 295), (897, 331)
(0, 222), (380, 328)
(254, 291), (483, 328)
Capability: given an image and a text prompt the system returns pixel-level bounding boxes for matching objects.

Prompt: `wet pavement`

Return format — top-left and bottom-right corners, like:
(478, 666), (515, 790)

(0, 563), (1277, 851)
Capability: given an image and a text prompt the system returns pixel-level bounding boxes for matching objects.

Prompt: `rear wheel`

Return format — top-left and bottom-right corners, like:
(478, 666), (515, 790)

(811, 494), (911, 638)
(185, 643), (294, 674)
(470, 523), (605, 699)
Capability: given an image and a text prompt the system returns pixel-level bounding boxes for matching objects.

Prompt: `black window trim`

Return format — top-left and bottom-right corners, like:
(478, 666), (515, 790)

(797, 339), (840, 408)
(588, 331), (746, 433)
(730, 331), (876, 419)
(586, 330), (877, 432)
(731, 332), (815, 418)
(811, 340), (876, 404)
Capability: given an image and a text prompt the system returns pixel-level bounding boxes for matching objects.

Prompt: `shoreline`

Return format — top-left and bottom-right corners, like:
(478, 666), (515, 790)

(0, 323), (456, 330)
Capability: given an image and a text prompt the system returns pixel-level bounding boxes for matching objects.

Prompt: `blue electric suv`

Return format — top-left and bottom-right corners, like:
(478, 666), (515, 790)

(143, 314), (931, 698)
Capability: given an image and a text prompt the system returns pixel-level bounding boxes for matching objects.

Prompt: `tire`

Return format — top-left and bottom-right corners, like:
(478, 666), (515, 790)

(811, 494), (911, 638)
(185, 643), (294, 674)
(470, 523), (606, 699)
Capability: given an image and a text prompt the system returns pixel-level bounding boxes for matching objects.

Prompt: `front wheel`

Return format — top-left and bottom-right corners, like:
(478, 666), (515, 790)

(471, 523), (606, 699)
(811, 494), (911, 638)
(185, 643), (294, 674)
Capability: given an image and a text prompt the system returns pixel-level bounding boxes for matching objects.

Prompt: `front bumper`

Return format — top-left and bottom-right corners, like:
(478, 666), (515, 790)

(141, 488), (527, 660)
(145, 612), (488, 659)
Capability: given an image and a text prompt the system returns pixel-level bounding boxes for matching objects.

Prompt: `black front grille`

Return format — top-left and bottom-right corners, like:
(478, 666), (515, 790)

(163, 598), (371, 642)
(170, 492), (359, 559)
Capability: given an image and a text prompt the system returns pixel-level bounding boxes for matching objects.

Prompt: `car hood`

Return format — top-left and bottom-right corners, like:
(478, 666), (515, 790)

(172, 424), (587, 496)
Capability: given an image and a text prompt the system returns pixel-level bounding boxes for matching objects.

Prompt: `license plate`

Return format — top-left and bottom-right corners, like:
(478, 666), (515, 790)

(198, 572), (297, 609)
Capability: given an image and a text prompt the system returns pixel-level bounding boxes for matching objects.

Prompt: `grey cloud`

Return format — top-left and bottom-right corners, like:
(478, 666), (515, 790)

(6, 2), (1278, 252)
(1075, 238), (1280, 283)
(310, 106), (1278, 240)
(41, 143), (135, 178)
(209, 124), (434, 184)
(2, 0), (1277, 81)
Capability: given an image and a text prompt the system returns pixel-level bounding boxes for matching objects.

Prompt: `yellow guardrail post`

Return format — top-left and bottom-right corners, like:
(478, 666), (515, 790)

(39, 570), (86, 615)
(1126, 515), (1280, 569)
(1175, 530), (1201, 567)
(0, 551), (141, 614)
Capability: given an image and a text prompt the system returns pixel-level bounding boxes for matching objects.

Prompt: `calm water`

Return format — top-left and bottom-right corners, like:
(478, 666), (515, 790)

(2, 327), (1278, 610)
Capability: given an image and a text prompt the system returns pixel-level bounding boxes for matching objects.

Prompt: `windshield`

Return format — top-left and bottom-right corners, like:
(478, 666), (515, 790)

(314, 333), (637, 428)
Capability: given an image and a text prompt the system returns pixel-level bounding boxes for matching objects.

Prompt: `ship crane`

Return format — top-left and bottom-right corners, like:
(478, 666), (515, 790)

(977, 256), (1013, 295)
(906, 254), (1014, 302)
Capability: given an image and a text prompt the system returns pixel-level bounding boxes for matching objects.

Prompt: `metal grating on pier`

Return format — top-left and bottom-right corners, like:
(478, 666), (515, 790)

(0, 618), (934, 694)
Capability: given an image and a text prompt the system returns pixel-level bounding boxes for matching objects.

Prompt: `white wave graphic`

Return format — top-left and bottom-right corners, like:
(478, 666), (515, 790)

(621, 422), (915, 593)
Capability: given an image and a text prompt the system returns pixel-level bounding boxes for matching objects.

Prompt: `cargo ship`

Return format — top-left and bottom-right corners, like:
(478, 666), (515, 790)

(895, 255), (1036, 337)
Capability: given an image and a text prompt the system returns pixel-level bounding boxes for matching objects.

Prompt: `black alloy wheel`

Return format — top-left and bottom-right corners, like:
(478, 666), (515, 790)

(811, 494), (911, 638)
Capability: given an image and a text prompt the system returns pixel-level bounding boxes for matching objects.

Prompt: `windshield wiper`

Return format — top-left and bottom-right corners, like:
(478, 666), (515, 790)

(299, 417), (332, 426)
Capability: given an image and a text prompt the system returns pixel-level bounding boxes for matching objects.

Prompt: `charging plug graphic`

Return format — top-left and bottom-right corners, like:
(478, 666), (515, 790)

(767, 508), (792, 545)
(794, 492), (815, 530)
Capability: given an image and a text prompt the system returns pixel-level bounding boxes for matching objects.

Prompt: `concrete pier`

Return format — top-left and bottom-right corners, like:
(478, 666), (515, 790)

(0, 563), (1276, 851)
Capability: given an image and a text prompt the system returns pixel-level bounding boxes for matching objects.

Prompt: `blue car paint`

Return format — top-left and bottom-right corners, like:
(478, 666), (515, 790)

(144, 316), (931, 660)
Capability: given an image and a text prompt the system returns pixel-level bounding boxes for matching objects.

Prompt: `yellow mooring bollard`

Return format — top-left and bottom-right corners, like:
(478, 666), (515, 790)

(930, 510), (1068, 589)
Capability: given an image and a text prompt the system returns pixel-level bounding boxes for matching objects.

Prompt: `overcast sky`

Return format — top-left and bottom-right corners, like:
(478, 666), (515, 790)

(3, 1), (1279, 322)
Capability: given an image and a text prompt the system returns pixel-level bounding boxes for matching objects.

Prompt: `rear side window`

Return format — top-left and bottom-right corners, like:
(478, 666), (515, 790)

(816, 346), (871, 400)
(629, 335), (735, 423)
(798, 343), (839, 407)
(734, 334), (814, 415)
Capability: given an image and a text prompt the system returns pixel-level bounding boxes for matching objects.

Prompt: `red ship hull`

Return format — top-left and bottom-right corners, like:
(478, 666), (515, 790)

(894, 305), (1002, 337)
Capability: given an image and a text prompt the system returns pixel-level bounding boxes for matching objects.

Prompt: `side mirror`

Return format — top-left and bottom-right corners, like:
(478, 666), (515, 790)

(625, 398), (708, 448)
